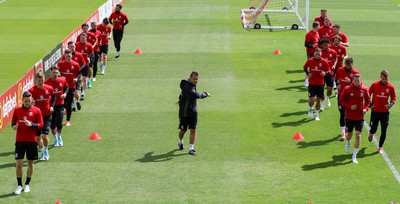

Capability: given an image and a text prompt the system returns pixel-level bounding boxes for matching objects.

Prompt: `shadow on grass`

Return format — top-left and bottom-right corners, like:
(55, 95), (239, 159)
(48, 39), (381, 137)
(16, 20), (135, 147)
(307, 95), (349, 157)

(276, 85), (307, 92)
(297, 99), (308, 103)
(272, 118), (313, 128)
(0, 193), (16, 199)
(0, 151), (14, 157)
(286, 70), (304, 74)
(289, 79), (305, 83)
(301, 148), (379, 171)
(280, 111), (308, 117)
(297, 135), (341, 148)
(135, 149), (187, 163)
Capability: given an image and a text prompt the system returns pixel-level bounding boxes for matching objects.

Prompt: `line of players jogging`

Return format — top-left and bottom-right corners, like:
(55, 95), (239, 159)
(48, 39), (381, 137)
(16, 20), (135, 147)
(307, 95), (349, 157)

(303, 9), (396, 164)
(10, 4), (129, 195)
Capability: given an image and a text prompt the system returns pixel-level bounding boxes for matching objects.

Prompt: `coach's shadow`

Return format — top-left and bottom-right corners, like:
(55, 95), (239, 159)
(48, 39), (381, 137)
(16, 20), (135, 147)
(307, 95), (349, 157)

(0, 151), (14, 157)
(297, 135), (341, 148)
(301, 148), (378, 171)
(135, 149), (187, 163)
(286, 70), (304, 74)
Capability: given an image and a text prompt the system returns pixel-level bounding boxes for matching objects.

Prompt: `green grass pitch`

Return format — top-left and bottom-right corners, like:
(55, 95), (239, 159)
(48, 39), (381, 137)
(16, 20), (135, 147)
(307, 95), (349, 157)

(1, 0), (400, 203)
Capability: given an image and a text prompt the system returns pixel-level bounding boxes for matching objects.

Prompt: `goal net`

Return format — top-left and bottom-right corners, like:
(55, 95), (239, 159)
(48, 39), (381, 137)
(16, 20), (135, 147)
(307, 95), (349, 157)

(241, 0), (309, 31)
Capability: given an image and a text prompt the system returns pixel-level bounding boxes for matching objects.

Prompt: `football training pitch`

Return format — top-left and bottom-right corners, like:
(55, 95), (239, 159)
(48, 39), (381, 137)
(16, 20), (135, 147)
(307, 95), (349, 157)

(1, 0), (400, 203)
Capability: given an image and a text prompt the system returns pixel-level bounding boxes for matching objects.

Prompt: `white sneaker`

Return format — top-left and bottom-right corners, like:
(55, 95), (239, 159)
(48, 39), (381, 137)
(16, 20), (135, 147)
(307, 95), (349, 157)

(326, 97), (331, 107)
(39, 153), (46, 161)
(315, 115), (320, 121)
(92, 78), (96, 82)
(304, 78), (309, 87)
(352, 157), (358, 164)
(345, 142), (350, 153)
(101, 70), (105, 75)
(24, 185), (30, 193)
(15, 185), (22, 195)
(308, 109), (313, 118)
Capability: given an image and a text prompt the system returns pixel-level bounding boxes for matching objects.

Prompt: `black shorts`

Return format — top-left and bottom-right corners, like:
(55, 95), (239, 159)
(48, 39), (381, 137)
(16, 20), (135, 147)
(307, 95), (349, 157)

(308, 84), (324, 99)
(324, 74), (334, 87)
(81, 66), (89, 77)
(178, 115), (197, 131)
(370, 111), (390, 127)
(15, 142), (38, 160)
(345, 119), (364, 132)
(100, 45), (109, 54)
(37, 115), (52, 136)
(51, 105), (64, 130)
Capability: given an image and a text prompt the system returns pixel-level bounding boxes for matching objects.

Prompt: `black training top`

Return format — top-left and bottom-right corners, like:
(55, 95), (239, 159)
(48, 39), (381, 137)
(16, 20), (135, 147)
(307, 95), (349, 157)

(178, 79), (208, 117)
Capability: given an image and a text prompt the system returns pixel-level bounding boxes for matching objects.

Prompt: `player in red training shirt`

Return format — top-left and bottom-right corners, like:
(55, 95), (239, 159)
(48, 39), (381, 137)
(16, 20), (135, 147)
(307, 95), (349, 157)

(58, 49), (81, 127)
(97, 18), (112, 75)
(368, 70), (396, 153)
(314, 8), (332, 27)
(89, 22), (102, 82)
(329, 35), (347, 72)
(77, 23), (98, 89)
(75, 32), (93, 101)
(45, 66), (69, 147)
(29, 72), (55, 161)
(12, 91), (43, 195)
(303, 48), (330, 121)
(109, 4), (129, 60)
(339, 74), (370, 164)
(318, 17), (333, 40)
(320, 38), (337, 109)
(330, 24), (349, 47)
(334, 57), (359, 141)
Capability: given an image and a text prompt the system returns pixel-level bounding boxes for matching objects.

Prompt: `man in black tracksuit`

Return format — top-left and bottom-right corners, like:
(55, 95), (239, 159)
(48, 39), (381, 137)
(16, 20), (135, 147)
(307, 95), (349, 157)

(178, 71), (210, 155)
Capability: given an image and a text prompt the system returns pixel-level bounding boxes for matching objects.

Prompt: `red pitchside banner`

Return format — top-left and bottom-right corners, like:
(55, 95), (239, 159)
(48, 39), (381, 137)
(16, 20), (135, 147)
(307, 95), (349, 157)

(0, 68), (35, 132)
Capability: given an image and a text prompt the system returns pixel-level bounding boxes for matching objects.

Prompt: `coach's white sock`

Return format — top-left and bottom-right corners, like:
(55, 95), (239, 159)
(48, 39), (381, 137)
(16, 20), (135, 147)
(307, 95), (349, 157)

(116, 51), (120, 56)
(189, 144), (194, 151)
(352, 148), (358, 158)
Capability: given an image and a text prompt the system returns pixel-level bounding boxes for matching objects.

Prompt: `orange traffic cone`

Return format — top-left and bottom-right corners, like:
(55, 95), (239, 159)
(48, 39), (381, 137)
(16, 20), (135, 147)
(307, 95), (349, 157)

(89, 132), (102, 140)
(273, 49), (281, 55)
(292, 132), (304, 140)
(134, 49), (142, 54)
(55, 202), (62, 204)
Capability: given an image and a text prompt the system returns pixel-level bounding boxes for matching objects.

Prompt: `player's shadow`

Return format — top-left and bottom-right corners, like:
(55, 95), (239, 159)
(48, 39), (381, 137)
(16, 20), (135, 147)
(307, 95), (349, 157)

(297, 135), (341, 148)
(276, 85), (307, 92)
(280, 111), (307, 117)
(289, 79), (305, 83)
(272, 118), (313, 128)
(301, 148), (378, 171)
(0, 151), (14, 157)
(0, 193), (16, 199)
(135, 149), (187, 163)
(297, 99), (308, 103)
(286, 70), (304, 74)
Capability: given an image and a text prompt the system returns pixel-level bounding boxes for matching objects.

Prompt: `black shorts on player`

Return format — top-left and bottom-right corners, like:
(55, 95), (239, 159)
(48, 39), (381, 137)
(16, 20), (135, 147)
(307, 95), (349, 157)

(15, 142), (38, 160)
(345, 119), (364, 132)
(51, 105), (64, 130)
(324, 74), (334, 87)
(178, 115), (197, 131)
(308, 84), (324, 99)
(81, 66), (89, 77)
(36, 115), (52, 136)
(100, 45), (109, 54)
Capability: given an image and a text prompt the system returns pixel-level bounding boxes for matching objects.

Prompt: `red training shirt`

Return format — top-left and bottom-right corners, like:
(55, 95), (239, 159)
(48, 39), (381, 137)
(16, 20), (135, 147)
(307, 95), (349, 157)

(109, 11), (129, 31)
(318, 26), (333, 40)
(89, 29), (102, 51)
(76, 32), (97, 48)
(314, 16), (332, 27)
(75, 42), (93, 60)
(305, 31), (320, 55)
(12, 105), (43, 142)
(321, 48), (337, 74)
(29, 85), (55, 116)
(329, 44), (347, 68)
(339, 83), (370, 120)
(369, 81), (396, 113)
(303, 57), (330, 86)
(330, 32), (348, 44)
(45, 77), (69, 106)
(97, 24), (112, 45)
(58, 60), (81, 89)
(334, 67), (359, 96)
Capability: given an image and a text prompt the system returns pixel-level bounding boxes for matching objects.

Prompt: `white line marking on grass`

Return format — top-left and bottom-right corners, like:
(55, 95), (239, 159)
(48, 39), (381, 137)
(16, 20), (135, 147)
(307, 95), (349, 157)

(364, 121), (400, 185)
(352, 44), (400, 47)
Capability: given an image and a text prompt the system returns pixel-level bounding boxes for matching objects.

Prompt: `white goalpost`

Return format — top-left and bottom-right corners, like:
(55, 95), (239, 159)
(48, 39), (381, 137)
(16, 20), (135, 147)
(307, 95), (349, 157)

(241, 0), (309, 31)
